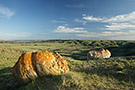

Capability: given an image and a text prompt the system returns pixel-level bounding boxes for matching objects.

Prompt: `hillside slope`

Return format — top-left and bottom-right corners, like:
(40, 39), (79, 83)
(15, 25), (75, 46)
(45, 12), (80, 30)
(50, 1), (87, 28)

(0, 40), (135, 90)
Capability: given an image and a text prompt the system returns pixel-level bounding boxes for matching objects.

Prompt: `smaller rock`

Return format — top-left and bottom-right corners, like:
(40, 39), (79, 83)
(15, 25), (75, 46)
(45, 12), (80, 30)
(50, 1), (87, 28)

(87, 48), (111, 61)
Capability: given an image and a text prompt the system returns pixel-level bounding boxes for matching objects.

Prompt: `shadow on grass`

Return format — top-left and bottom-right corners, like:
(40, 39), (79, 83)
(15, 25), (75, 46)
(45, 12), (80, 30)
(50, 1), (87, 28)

(68, 50), (89, 61)
(74, 61), (135, 83)
(0, 67), (18, 90)
(0, 67), (63, 90)
(17, 75), (63, 90)
(108, 42), (135, 57)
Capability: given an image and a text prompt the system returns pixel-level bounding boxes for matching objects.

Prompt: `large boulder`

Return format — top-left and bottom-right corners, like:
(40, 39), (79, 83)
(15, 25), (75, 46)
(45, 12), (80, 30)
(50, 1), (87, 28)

(12, 51), (69, 83)
(87, 48), (111, 60)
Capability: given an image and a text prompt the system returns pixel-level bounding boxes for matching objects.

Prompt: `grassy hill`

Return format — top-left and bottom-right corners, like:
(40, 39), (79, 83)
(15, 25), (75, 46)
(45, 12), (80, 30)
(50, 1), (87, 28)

(0, 40), (135, 90)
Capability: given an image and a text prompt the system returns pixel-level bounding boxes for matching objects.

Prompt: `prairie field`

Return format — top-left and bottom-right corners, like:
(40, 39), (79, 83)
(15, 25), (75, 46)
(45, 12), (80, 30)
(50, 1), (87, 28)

(1, 40), (135, 90)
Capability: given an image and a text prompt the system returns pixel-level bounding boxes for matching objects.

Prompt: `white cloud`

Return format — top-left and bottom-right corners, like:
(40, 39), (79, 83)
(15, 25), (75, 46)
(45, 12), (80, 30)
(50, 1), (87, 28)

(53, 26), (88, 33)
(103, 11), (135, 23)
(105, 23), (135, 30)
(81, 11), (135, 30)
(82, 11), (135, 23)
(0, 5), (15, 18)
(83, 15), (103, 22)
(65, 4), (85, 8)
(77, 30), (135, 40)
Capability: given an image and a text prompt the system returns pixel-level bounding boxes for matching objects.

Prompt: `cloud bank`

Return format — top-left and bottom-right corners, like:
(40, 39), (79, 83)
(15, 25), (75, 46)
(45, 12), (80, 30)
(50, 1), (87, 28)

(82, 11), (135, 30)
(105, 23), (135, 30)
(82, 11), (135, 23)
(74, 11), (135, 40)
(77, 30), (135, 40)
(53, 26), (88, 33)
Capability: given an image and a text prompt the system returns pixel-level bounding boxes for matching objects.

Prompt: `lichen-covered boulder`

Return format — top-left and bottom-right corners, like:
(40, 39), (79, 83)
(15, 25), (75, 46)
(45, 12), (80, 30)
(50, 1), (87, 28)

(12, 51), (69, 83)
(87, 48), (111, 61)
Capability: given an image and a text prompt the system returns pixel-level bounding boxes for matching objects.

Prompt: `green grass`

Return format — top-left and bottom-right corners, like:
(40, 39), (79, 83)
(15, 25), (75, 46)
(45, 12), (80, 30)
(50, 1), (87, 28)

(0, 40), (135, 90)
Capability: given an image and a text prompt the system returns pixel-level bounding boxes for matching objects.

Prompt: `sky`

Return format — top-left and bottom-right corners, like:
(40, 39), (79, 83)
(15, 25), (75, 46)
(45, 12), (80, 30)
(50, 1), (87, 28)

(0, 0), (135, 40)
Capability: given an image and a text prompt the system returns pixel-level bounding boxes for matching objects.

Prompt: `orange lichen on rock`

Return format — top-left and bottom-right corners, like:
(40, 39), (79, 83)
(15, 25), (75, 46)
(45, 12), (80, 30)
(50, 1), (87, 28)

(12, 51), (69, 83)
(12, 52), (38, 83)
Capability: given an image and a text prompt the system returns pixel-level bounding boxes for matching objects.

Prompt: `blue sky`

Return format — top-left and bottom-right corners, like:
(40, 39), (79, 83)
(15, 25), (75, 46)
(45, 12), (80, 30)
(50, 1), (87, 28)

(0, 0), (135, 40)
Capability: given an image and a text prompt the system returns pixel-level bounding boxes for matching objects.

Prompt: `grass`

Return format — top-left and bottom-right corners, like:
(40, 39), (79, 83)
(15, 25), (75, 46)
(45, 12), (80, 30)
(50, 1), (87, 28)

(0, 40), (135, 90)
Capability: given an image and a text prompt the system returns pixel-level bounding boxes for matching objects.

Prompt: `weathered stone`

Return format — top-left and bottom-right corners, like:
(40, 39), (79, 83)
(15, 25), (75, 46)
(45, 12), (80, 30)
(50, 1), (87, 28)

(87, 48), (111, 60)
(12, 51), (69, 83)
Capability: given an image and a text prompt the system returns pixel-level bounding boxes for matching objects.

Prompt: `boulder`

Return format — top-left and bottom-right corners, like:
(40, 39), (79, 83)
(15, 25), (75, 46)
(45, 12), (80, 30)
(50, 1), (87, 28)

(87, 48), (111, 60)
(12, 51), (69, 83)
